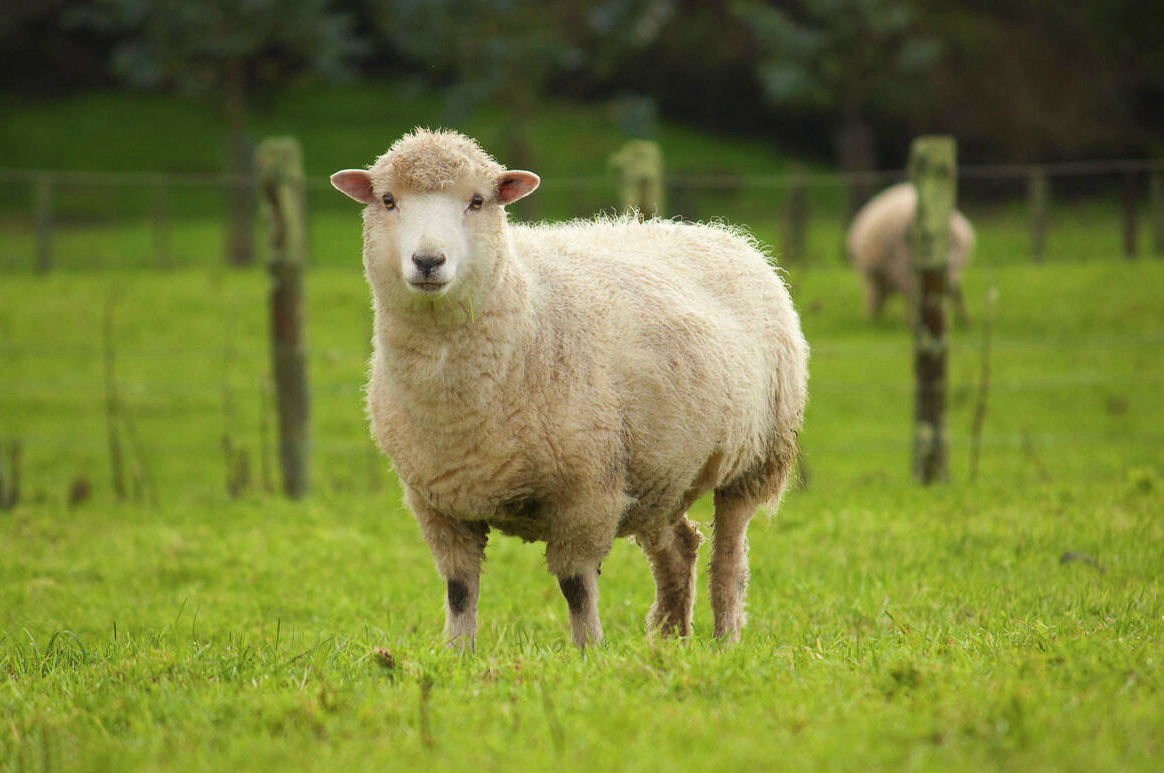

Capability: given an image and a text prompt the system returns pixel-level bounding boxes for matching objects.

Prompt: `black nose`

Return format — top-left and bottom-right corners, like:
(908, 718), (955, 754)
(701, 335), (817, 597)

(412, 252), (446, 275)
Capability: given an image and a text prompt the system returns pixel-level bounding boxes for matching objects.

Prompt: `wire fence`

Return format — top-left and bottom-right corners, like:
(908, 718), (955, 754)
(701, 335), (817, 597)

(1, 319), (1160, 504)
(1, 157), (1163, 272)
(2, 152), (1163, 505)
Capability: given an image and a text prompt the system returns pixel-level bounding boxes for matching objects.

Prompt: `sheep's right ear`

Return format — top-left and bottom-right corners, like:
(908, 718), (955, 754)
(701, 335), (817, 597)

(497, 170), (540, 205)
(331, 170), (376, 204)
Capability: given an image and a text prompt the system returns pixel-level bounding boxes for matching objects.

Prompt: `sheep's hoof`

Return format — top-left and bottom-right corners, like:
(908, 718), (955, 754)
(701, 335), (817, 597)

(444, 635), (475, 654)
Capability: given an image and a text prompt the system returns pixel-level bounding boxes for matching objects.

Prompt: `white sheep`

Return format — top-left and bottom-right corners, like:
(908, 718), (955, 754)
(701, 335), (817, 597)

(331, 129), (809, 649)
(846, 182), (975, 323)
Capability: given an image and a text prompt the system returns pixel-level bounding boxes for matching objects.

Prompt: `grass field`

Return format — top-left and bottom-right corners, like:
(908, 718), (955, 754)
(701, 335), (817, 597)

(2, 250), (1162, 770)
(2, 82), (1162, 771)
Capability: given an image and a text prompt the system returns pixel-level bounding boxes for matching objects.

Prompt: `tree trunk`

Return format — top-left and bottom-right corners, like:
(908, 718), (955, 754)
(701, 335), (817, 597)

(224, 60), (255, 266)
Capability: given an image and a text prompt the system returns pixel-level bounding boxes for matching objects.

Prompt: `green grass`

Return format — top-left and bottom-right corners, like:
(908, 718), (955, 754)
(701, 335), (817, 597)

(2, 255), (1162, 770)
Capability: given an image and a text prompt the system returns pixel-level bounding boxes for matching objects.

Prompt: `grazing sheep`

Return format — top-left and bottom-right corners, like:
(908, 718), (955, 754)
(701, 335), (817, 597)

(846, 182), (975, 323)
(331, 129), (809, 649)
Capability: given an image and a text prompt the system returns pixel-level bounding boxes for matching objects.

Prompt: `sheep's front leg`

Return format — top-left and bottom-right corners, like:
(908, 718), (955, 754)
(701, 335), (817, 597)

(547, 496), (620, 649)
(408, 491), (489, 651)
(556, 566), (603, 648)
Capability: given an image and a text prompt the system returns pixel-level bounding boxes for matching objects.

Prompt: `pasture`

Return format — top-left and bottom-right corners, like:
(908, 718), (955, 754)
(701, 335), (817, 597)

(2, 252), (1162, 770)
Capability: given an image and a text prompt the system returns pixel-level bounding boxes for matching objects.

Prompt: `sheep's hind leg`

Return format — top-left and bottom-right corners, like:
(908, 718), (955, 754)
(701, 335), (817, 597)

(864, 273), (887, 320)
(638, 516), (702, 637)
(709, 490), (759, 644)
(408, 491), (489, 652)
(950, 280), (969, 327)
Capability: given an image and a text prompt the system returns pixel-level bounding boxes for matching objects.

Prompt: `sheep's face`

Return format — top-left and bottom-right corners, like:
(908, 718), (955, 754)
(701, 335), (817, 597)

(331, 168), (539, 306)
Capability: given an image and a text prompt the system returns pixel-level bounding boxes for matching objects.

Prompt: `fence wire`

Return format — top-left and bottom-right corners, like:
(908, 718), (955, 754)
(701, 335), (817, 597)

(2, 155), (1163, 272)
(2, 156), (1162, 501)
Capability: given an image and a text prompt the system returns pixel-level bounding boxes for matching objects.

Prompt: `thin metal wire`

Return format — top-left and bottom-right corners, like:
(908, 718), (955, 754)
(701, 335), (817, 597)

(1, 157), (1161, 190)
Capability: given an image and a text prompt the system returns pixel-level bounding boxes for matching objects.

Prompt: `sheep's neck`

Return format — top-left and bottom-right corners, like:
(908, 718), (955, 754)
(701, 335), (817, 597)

(375, 255), (534, 399)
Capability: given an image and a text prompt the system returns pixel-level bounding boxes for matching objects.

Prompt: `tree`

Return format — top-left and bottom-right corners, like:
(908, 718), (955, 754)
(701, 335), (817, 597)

(368, 0), (579, 176)
(77, 0), (363, 265)
(368, 0), (671, 177)
(735, 0), (939, 215)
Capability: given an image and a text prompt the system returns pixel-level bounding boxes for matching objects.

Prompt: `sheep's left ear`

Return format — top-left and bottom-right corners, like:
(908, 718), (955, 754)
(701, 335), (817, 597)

(497, 170), (540, 205)
(331, 169), (376, 204)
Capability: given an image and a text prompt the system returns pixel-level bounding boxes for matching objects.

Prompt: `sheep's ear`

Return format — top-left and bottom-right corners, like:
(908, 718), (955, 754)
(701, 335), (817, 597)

(331, 169), (376, 204)
(497, 170), (540, 204)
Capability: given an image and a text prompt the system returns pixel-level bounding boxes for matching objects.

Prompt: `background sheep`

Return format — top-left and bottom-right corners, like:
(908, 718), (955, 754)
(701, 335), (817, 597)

(331, 129), (809, 649)
(846, 182), (975, 323)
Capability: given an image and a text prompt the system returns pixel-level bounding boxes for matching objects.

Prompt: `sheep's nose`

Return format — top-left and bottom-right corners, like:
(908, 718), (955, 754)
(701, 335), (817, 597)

(412, 252), (446, 274)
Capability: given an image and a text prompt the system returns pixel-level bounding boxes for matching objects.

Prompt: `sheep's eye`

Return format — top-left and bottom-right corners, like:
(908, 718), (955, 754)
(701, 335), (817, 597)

(468, 193), (484, 210)
(382, 194), (395, 210)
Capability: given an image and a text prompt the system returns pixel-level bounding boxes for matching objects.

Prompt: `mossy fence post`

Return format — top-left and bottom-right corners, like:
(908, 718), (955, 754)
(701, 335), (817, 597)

(151, 176), (171, 268)
(609, 140), (664, 217)
(909, 135), (956, 485)
(257, 137), (310, 499)
(0, 438), (21, 510)
(1027, 166), (1048, 263)
(34, 174), (53, 273)
(1122, 171), (1138, 259)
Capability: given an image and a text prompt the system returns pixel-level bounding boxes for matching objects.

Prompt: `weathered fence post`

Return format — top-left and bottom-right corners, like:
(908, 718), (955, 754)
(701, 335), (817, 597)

(1149, 167), (1163, 259)
(781, 165), (808, 264)
(151, 177), (171, 268)
(1122, 171), (1138, 260)
(34, 174), (53, 273)
(609, 140), (664, 217)
(909, 135), (956, 485)
(0, 438), (22, 510)
(103, 293), (127, 501)
(1027, 166), (1048, 263)
(257, 137), (310, 499)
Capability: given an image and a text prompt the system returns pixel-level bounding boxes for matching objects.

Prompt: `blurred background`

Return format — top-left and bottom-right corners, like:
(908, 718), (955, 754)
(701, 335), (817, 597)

(0, 0), (1161, 506)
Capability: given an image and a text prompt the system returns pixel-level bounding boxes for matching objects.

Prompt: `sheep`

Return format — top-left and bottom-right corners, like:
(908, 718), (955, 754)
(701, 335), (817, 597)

(846, 182), (975, 324)
(331, 129), (809, 649)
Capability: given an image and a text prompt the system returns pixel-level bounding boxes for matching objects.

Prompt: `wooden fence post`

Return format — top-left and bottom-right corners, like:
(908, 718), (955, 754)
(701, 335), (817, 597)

(1122, 171), (1138, 260)
(34, 174), (53, 273)
(781, 165), (808, 264)
(151, 177), (171, 268)
(1027, 166), (1048, 263)
(609, 140), (664, 217)
(909, 135), (956, 485)
(1149, 168), (1163, 259)
(257, 137), (310, 499)
(0, 438), (22, 510)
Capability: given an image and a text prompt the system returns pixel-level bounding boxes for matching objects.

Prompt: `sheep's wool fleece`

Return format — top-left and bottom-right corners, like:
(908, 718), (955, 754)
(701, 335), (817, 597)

(364, 134), (809, 571)
(372, 130), (504, 192)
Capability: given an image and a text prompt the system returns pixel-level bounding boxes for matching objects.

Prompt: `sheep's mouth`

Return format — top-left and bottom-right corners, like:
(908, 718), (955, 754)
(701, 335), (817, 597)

(409, 280), (449, 294)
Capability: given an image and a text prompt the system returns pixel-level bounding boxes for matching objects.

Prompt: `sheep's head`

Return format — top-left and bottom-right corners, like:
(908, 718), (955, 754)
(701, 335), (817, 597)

(331, 129), (538, 307)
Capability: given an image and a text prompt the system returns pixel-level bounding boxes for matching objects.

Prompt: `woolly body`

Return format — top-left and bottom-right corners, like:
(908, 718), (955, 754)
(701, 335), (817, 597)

(846, 182), (975, 320)
(369, 217), (806, 540)
(336, 129), (808, 648)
